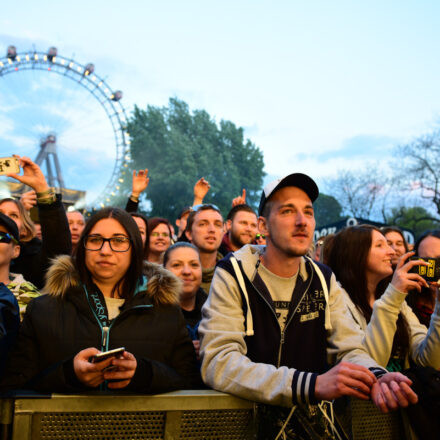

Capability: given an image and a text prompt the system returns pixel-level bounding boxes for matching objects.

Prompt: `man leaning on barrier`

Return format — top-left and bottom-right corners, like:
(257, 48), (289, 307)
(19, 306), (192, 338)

(199, 173), (418, 439)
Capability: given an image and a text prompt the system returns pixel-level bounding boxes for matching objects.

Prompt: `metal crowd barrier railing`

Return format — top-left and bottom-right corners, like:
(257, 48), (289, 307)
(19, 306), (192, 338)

(0, 390), (407, 440)
(0, 389), (256, 440)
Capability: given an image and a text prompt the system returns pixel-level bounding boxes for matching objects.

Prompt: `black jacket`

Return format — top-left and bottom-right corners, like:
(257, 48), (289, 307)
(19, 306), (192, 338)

(1, 256), (200, 394)
(10, 195), (72, 289)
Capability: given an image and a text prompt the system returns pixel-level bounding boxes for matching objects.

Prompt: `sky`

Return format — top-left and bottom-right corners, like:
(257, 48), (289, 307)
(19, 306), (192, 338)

(1, 1), (440, 206)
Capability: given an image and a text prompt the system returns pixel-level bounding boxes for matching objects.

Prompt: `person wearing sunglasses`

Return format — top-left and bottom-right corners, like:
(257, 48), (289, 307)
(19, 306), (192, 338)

(1, 208), (199, 394)
(0, 212), (39, 321)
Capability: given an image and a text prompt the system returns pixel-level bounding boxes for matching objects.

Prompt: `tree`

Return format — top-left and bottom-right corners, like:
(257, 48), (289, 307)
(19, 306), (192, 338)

(387, 206), (440, 239)
(124, 98), (265, 220)
(314, 193), (343, 227)
(324, 166), (389, 219)
(397, 130), (440, 216)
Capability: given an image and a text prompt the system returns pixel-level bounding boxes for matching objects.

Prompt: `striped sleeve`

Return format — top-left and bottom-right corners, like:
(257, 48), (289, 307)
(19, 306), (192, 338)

(291, 370), (319, 404)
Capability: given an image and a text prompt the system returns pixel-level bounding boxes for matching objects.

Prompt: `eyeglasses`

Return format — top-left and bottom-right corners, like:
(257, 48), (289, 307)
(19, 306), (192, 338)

(84, 235), (131, 252)
(191, 203), (220, 212)
(256, 233), (266, 240)
(151, 232), (170, 238)
(0, 232), (18, 244)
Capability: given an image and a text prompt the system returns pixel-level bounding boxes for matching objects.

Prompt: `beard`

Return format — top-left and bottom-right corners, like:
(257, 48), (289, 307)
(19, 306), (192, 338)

(230, 229), (254, 249)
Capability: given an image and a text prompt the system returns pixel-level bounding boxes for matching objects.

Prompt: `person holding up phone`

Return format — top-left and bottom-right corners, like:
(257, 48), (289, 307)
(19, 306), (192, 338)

(0, 156), (71, 289)
(327, 225), (440, 373)
(1, 208), (199, 393)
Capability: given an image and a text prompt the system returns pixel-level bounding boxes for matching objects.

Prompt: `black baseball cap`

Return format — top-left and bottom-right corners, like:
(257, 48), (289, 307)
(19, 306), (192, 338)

(0, 212), (20, 242)
(258, 173), (319, 216)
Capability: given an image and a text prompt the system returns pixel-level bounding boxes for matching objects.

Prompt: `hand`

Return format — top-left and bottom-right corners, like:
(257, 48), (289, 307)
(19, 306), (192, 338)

(131, 169), (149, 197)
(193, 177), (210, 204)
(232, 189), (246, 207)
(391, 252), (429, 293)
(192, 340), (200, 360)
(7, 156), (49, 193)
(20, 190), (37, 211)
(73, 347), (114, 388)
(371, 372), (418, 413)
(103, 351), (137, 389)
(315, 362), (376, 401)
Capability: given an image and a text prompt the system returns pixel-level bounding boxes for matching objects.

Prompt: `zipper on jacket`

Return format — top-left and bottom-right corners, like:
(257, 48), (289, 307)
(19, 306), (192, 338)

(101, 326), (109, 351)
(251, 261), (314, 367)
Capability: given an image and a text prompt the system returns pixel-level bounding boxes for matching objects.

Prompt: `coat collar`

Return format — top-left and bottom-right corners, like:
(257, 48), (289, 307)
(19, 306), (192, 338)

(42, 255), (182, 306)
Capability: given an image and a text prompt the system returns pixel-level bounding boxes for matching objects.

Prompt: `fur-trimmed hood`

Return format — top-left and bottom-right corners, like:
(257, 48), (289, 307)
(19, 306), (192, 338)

(42, 255), (182, 306)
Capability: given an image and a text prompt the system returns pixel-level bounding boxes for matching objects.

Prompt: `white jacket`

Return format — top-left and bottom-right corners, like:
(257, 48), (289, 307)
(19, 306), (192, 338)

(340, 283), (440, 369)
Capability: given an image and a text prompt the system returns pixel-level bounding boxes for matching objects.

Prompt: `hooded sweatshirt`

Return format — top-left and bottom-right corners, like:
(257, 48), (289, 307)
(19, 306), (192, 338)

(199, 244), (386, 407)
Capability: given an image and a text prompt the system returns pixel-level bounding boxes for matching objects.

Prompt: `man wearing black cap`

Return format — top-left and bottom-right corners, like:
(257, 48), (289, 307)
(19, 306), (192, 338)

(199, 173), (417, 438)
(0, 213), (39, 320)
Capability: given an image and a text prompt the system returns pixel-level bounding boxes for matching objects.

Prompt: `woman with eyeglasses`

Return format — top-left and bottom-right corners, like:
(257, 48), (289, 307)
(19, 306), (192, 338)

(146, 217), (173, 263)
(1, 208), (199, 394)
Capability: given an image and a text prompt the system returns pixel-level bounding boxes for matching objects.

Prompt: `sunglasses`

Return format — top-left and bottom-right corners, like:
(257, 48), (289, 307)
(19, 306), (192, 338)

(191, 203), (220, 212)
(256, 233), (266, 240)
(0, 232), (18, 244)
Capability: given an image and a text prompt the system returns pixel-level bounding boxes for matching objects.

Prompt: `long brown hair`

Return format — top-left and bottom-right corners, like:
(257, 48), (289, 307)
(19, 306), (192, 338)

(327, 224), (409, 359)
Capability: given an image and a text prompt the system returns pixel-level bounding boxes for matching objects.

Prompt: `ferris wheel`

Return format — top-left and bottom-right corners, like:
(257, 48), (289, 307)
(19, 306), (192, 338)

(0, 44), (132, 208)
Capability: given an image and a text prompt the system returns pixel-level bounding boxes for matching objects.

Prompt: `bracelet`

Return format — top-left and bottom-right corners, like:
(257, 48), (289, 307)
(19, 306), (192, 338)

(37, 188), (56, 204)
(36, 188), (52, 198)
(130, 194), (139, 203)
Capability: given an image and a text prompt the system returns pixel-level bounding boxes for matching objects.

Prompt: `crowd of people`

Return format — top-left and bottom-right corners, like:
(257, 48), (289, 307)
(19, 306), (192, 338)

(0, 155), (439, 439)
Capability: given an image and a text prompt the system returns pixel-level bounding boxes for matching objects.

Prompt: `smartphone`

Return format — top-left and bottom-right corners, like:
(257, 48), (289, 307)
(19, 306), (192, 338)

(0, 157), (20, 175)
(409, 257), (440, 282)
(89, 347), (125, 364)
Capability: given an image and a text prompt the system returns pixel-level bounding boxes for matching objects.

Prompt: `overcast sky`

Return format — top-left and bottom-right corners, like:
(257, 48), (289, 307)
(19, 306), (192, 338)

(1, 1), (440, 204)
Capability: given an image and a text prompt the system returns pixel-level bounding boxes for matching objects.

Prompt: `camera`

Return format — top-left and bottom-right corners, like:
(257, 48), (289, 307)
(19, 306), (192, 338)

(409, 257), (440, 282)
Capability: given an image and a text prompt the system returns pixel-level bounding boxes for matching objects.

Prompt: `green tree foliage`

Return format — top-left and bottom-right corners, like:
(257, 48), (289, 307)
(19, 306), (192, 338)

(126, 98), (265, 220)
(314, 193), (343, 227)
(388, 206), (440, 239)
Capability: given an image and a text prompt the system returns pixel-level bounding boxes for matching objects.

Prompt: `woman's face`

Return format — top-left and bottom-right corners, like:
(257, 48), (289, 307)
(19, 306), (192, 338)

(85, 218), (132, 289)
(133, 216), (147, 246)
(366, 230), (395, 281)
(149, 223), (171, 254)
(165, 247), (202, 296)
(0, 201), (23, 237)
(385, 231), (406, 265)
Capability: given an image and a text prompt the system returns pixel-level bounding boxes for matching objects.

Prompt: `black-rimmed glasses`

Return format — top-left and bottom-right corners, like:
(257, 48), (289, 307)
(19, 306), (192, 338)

(84, 235), (131, 252)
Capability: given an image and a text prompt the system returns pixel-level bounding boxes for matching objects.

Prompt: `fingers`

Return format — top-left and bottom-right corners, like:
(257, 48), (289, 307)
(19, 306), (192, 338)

(242, 188), (246, 200)
(372, 383), (389, 413)
(396, 251), (415, 269)
(399, 382), (418, 404)
(380, 382), (399, 411)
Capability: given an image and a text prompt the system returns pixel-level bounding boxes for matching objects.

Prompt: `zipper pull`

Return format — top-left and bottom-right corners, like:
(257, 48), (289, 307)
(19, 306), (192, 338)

(102, 326), (109, 351)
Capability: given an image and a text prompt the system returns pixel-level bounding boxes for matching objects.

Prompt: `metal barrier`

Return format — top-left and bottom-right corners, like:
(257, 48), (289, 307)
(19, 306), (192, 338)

(0, 390), (256, 440)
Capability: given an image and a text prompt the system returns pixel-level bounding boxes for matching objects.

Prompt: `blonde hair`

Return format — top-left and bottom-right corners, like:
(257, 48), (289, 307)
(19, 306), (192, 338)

(0, 198), (36, 242)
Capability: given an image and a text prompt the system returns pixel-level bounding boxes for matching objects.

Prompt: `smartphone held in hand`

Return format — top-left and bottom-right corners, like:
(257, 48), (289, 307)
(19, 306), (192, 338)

(89, 347), (125, 364)
(0, 157), (20, 175)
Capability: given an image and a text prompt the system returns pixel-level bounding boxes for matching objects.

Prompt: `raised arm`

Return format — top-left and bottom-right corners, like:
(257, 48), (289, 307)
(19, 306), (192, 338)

(125, 169), (149, 213)
(192, 177), (210, 206)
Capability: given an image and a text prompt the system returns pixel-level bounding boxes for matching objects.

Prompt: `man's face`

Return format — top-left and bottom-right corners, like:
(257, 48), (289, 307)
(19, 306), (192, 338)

(227, 211), (258, 249)
(259, 186), (315, 258)
(186, 209), (224, 254)
(67, 211), (86, 245)
(418, 235), (440, 259)
(0, 224), (20, 269)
